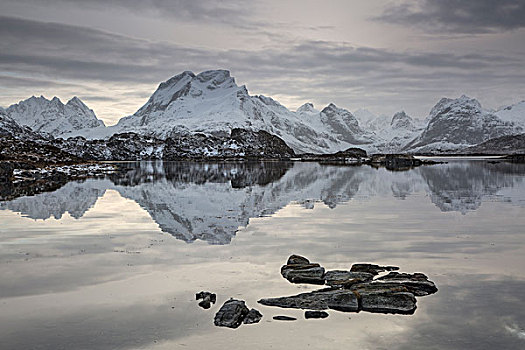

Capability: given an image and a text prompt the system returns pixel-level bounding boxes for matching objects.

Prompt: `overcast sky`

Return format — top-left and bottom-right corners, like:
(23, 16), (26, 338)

(1, 0), (524, 125)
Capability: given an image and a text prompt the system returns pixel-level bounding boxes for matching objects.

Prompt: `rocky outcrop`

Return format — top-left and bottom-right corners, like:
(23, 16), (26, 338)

(54, 129), (295, 161)
(350, 263), (399, 276)
(259, 255), (437, 316)
(213, 299), (262, 328)
(196, 291), (216, 309)
(324, 270), (374, 288)
(280, 255), (325, 284)
(0, 162), (14, 182)
(243, 309), (263, 324)
(374, 272), (438, 296)
(214, 299), (249, 328)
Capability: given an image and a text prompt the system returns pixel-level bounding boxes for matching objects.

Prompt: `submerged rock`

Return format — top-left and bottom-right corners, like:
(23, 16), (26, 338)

(281, 255), (325, 285)
(305, 311), (329, 319)
(243, 308), (263, 324)
(273, 315), (297, 321)
(324, 270), (374, 288)
(214, 299), (249, 328)
(350, 263), (399, 276)
(258, 288), (359, 312)
(374, 272), (438, 296)
(196, 291), (217, 309)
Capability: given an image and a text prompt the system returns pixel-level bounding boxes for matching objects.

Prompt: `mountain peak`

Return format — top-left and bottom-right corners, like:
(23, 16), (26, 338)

(296, 102), (316, 114)
(5, 95), (104, 135)
(391, 111), (415, 130)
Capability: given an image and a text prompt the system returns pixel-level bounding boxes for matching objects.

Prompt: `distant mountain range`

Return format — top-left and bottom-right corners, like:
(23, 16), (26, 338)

(1, 69), (524, 155)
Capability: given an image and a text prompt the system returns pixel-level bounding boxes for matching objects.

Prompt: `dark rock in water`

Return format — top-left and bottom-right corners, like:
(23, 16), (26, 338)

(350, 263), (399, 276)
(243, 308), (263, 324)
(273, 315), (297, 321)
(324, 270), (374, 288)
(281, 255), (325, 284)
(350, 281), (418, 314)
(359, 291), (417, 315)
(305, 311), (329, 319)
(261, 257), (435, 317)
(258, 288), (359, 312)
(287, 254), (311, 265)
(196, 291), (217, 309)
(374, 272), (438, 296)
(214, 299), (249, 328)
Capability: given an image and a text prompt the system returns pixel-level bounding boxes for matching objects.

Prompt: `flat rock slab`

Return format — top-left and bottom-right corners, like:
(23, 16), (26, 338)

(259, 288), (359, 312)
(350, 263), (399, 276)
(324, 270), (374, 287)
(360, 292), (417, 315)
(305, 311), (329, 319)
(374, 272), (438, 296)
(214, 299), (250, 328)
(273, 315), (297, 321)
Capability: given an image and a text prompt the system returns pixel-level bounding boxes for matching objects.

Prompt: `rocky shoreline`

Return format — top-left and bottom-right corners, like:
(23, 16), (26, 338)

(203, 255), (437, 329)
(259, 255), (437, 315)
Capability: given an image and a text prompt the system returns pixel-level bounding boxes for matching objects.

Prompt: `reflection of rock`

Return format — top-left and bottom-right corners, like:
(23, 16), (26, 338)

(213, 299), (262, 328)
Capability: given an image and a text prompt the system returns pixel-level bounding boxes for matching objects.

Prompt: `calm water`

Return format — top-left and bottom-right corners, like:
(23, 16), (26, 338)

(1, 160), (525, 349)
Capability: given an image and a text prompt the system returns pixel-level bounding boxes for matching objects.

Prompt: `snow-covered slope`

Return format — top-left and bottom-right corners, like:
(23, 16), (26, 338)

(112, 70), (376, 153)
(5, 96), (105, 137)
(352, 109), (424, 152)
(495, 100), (525, 127)
(404, 95), (523, 152)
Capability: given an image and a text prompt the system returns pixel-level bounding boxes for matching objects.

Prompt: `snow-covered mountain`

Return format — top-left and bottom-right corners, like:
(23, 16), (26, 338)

(404, 95), (523, 152)
(112, 70), (376, 153)
(0, 108), (42, 139)
(5, 96), (105, 137)
(3, 70), (525, 155)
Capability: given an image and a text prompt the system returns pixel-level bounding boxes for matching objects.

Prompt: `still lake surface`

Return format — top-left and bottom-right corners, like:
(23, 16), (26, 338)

(1, 160), (525, 349)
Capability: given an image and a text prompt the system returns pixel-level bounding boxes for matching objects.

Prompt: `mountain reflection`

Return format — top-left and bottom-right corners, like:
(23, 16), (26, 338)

(1, 161), (525, 244)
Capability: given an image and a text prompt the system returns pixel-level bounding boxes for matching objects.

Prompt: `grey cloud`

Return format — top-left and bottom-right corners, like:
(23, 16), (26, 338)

(4, 0), (254, 26)
(377, 0), (525, 34)
(1, 15), (524, 118)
